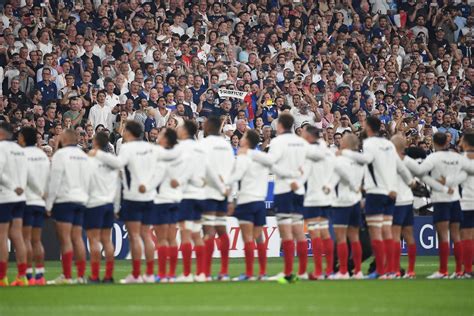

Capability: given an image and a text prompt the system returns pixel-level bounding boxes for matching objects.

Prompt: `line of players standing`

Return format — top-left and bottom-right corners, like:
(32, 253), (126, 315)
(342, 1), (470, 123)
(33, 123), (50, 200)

(0, 113), (472, 286)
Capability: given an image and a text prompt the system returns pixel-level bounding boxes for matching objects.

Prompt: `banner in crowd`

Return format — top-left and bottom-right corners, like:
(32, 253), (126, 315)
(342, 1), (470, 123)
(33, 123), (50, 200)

(217, 89), (248, 100)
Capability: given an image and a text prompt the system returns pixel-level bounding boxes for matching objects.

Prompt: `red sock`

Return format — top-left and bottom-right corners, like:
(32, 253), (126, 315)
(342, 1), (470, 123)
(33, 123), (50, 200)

(62, 252), (73, 279)
(393, 240), (401, 274)
(132, 259), (141, 278)
(257, 242), (267, 276)
(454, 241), (464, 274)
(371, 240), (385, 275)
(105, 260), (114, 279)
(219, 234), (230, 275)
(282, 240), (294, 276)
(463, 239), (473, 274)
(244, 242), (255, 277)
(195, 245), (205, 275)
(157, 246), (167, 278)
(351, 241), (362, 273)
(439, 241), (449, 274)
(75, 260), (86, 278)
(312, 238), (323, 276)
(384, 239), (394, 274)
(0, 261), (7, 279)
(168, 246), (178, 277)
(90, 261), (100, 280)
(323, 238), (334, 275)
(145, 259), (154, 276)
(204, 238), (214, 276)
(337, 243), (348, 274)
(408, 244), (416, 274)
(181, 243), (192, 276)
(297, 241), (308, 275)
(17, 262), (27, 277)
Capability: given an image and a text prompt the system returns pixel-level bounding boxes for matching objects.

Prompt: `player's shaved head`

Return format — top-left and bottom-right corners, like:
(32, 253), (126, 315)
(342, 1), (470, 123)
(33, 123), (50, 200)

(61, 129), (77, 146)
(341, 133), (359, 151)
(391, 134), (406, 153)
(433, 132), (448, 149)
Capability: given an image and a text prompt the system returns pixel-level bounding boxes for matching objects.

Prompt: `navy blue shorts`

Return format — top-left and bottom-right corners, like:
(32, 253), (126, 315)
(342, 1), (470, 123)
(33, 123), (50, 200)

(234, 201), (266, 226)
(331, 203), (361, 227)
(393, 205), (414, 227)
(365, 194), (395, 216)
(433, 201), (463, 224)
(304, 206), (330, 219)
(274, 192), (304, 214)
(120, 200), (153, 224)
(150, 203), (178, 225)
(0, 202), (25, 223)
(460, 211), (474, 229)
(52, 203), (85, 226)
(23, 205), (45, 228)
(178, 199), (204, 222)
(203, 199), (228, 213)
(84, 204), (114, 230)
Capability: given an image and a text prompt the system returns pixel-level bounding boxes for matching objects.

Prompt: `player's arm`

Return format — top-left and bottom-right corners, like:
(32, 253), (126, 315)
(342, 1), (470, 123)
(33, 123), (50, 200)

(445, 171), (468, 188)
(334, 162), (359, 192)
(396, 156), (415, 186)
(149, 161), (167, 191)
(460, 156), (474, 174)
(45, 153), (65, 211)
(95, 149), (129, 169)
(248, 139), (284, 167)
(306, 144), (331, 162)
(341, 145), (374, 165)
(113, 173), (121, 214)
(421, 175), (450, 193)
(226, 155), (249, 186)
(410, 154), (435, 176)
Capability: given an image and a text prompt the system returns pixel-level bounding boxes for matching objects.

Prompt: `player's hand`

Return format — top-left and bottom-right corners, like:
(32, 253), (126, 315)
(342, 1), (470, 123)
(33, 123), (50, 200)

(335, 150), (342, 156)
(447, 187), (454, 195)
(46, 210), (52, 217)
(437, 176), (446, 185)
(224, 187), (231, 197)
(138, 184), (146, 193)
(227, 202), (235, 216)
(298, 167), (304, 176)
(322, 186), (331, 194)
(388, 191), (397, 200)
(290, 182), (299, 192)
(88, 149), (97, 157)
(170, 179), (179, 188)
(14, 187), (24, 196)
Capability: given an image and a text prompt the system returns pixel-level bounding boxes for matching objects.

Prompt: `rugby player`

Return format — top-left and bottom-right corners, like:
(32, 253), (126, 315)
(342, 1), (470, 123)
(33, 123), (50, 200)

(201, 116), (235, 281)
(46, 129), (91, 284)
(18, 127), (49, 286)
(85, 132), (120, 283)
(0, 122), (28, 286)
(330, 134), (365, 279)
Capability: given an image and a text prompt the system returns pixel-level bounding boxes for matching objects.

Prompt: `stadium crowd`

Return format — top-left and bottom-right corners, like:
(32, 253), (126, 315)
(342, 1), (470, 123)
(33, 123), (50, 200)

(0, 0), (473, 285)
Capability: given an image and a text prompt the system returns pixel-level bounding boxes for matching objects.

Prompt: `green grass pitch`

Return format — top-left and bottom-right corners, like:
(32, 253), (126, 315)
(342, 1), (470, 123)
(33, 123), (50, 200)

(0, 257), (472, 316)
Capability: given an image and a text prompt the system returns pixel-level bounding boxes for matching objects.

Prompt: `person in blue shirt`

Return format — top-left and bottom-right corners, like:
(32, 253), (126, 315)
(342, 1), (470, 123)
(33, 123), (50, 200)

(437, 113), (460, 146)
(36, 68), (57, 107)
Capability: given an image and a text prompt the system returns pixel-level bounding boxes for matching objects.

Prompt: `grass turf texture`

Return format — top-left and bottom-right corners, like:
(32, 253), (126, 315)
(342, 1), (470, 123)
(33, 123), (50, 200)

(1, 257), (472, 316)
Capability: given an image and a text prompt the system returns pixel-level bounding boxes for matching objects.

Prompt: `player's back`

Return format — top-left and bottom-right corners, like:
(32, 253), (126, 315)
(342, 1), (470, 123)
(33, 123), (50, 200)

(52, 146), (91, 205)
(271, 133), (307, 195)
(120, 141), (156, 201)
(304, 141), (335, 207)
(236, 154), (270, 204)
(395, 157), (416, 206)
(178, 138), (206, 199)
(332, 155), (364, 207)
(88, 153), (120, 208)
(425, 150), (466, 202)
(0, 141), (27, 203)
(201, 135), (234, 200)
(363, 137), (398, 195)
(154, 146), (184, 204)
(24, 146), (49, 207)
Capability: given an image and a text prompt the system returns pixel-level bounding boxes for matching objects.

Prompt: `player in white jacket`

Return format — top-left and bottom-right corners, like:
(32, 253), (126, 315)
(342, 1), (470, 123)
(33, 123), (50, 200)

(92, 121), (161, 284)
(85, 132), (120, 284)
(226, 130), (270, 281)
(0, 122), (28, 287)
(411, 132), (474, 279)
(18, 127), (49, 286)
(201, 116), (235, 281)
(297, 126), (335, 280)
(341, 117), (405, 279)
(329, 134), (365, 280)
(175, 120), (207, 283)
(46, 129), (91, 285)
(150, 128), (182, 282)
